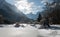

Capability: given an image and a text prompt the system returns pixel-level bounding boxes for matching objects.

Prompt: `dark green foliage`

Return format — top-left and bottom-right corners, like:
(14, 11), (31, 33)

(37, 13), (42, 22)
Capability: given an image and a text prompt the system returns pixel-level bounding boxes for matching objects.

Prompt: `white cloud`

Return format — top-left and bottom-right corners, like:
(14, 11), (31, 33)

(14, 0), (32, 14)
(6, 0), (45, 14)
(14, 0), (43, 14)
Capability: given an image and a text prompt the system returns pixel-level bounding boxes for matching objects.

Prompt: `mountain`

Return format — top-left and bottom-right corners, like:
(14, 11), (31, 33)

(0, 0), (32, 23)
(26, 12), (41, 20)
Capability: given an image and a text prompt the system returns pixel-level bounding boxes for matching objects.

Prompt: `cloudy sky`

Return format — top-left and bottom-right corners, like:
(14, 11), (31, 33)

(5, 0), (53, 14)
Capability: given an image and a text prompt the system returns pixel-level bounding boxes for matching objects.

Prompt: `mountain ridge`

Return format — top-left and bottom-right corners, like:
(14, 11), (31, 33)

(0, 0), (32, 23)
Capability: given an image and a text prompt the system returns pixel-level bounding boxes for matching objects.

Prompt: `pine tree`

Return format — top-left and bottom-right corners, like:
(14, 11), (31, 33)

(37, 13), (42, 22)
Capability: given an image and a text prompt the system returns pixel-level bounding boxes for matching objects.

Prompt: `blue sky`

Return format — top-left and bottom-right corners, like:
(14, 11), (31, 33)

(5, 0), (53, 14)
(28, 0), (42, 6)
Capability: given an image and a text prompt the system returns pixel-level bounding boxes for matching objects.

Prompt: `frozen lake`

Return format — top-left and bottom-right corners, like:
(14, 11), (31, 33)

(0, 24), (60, 37)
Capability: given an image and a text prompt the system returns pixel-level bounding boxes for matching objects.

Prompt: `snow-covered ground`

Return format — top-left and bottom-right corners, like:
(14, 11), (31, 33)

(0, 24), (60, 37)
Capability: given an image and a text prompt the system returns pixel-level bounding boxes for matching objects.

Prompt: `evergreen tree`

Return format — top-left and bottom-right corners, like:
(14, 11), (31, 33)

(37, 13), (42, 22)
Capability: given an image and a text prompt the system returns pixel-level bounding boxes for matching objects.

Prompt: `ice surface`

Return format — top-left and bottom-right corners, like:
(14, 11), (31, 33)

(0, 24), (60, 37)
